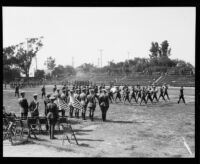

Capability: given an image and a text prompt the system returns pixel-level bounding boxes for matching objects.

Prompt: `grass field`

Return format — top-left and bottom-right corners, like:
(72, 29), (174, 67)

(3, 85), (195, 157)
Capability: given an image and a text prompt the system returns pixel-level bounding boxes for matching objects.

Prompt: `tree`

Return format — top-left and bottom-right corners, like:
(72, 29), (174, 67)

(5, 37), (44, 79)
(34, 69), (45, 79)
(160, 40), (171, 57)
(44, 56), (56, 72)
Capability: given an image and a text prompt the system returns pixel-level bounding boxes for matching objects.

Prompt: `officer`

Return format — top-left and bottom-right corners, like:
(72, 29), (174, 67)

(29, 94), (39, 117)
(46, 96), (58, 139)
(86, 89), (96, 121)
(99, 89), (109, 121)
(115, 86), (122, 103)
(178, 86), (186, 104)
(18, 91), (29, 118)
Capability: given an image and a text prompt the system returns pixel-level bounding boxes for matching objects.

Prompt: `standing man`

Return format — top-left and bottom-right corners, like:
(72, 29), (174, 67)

(44, 93), (51, 131)
(80, 88), (87, 120)
(29, 94), (39, 117)
(68, 90), (75, 118)
(53, 85), (57, 93)
(146, 86), (153, 104)
(99, 89), (110, 121)
(41, 85), (46, 99)
(178, 86), (186, 104)
(140, 87), (147, 105)
(86, 89), (96, 121)
(15, 84), (20, 98)
(18, 91), (29, 118)
(46, 96), (59, 139)
(123, 87), (131, 104)
(115, 86), (122, 103)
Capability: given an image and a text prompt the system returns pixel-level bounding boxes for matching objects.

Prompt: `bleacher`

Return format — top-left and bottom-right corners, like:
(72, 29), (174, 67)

(156, 75), (195, 87)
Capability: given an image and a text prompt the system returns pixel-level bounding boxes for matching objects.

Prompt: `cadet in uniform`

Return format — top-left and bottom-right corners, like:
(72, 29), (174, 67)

(140, 87), (147, 105)
(115, 87), (122, 103)
(15, 84), (20, 98)
(163, 83), (170, 100)
(152, 86), (159, 102)
(123, 87), (131, 104)
(69, 90), (75, 118)
(29, 94), (39, 117)
(53, 85), (57, 93)
(18, 91), (29, 118)
(74, 89), (81, 118)
(46, 96), (58, 139)
(130, 86), (138, 103)
(99, 89), (110, 121)
(146, 86), (153, 104)
(41, 85), (46, 99)
(158, 86), (166, 101)
(86, 89), (96, 121)
(177, 86), (186, 104)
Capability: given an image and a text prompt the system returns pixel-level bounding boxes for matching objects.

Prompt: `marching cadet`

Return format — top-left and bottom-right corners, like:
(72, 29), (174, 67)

(136, 85), (142, 102)
(123, 87), (131, 104)
(44, 93), (51, 130)
(18, 91), (29, 118)
(86, 89), (96, 121)
(146, 86), (153, 104)
(177, 86), (186, 104)
(99, 89), (110, 121)
(41, 85), (46, 99)
(80, 88), (87, 120)
(46, 96), (59, 139)
(163, 83), (170, 100)
(69, 90), (75, 118)
(107, 87), (113, 103)
(140, 87), (147, 105)
(130, 85), (138, 103)
(15, 84), (20, 98)
(152, 86), (159, 102)
(29, 94), (39, 117)
(115, 86), (122, 103)
(158, 85), (166, 101)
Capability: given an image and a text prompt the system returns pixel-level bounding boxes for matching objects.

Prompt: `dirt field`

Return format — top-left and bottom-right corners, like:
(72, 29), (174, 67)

(3, 85), (195, 157)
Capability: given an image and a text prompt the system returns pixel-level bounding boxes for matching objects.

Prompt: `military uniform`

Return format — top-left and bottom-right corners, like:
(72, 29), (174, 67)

(163, 85), (170, 100)
(99, 91), (109, 121)
(130, 87), (137, 103)
(140, 88), (147, 105)
(46, 97), (58, 139)
(29, 99), (39, 117)
(80, 90), (87, 120)
(86, 91), (96, 121)
(41, 86), (46, 99)
(178, 87), (186, 104)
(158, 86), (166, 101)
(152, 87), (159, 102)
(15, 85), (20, 97)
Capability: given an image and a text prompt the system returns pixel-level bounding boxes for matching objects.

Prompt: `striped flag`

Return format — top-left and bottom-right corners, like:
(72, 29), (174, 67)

(72, 98), (83, 111)
(58, 99), (70, 112)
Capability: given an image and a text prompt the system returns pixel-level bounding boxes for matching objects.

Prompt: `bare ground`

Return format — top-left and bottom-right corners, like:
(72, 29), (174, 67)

(3, 86), (195, 157)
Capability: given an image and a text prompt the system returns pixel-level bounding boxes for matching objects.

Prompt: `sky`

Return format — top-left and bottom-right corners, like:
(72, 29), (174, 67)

(3, 7), (196, 76)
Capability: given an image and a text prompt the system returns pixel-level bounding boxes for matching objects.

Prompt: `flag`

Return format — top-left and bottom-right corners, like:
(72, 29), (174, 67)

(72, 98), (83, 111)
(58, 99), (70, 112)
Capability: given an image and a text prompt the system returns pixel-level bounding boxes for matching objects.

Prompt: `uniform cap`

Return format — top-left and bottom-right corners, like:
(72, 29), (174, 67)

(33, 93), (38, 97)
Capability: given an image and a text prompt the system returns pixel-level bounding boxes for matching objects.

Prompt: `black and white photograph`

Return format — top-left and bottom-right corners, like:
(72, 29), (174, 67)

(3, 7), (195, 157)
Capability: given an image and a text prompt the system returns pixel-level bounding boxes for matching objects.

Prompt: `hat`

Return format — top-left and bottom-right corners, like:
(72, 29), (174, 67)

(21, 91), (25, 94)
(49, 96), (56, 100)
(47, 93), (51, 97)
(33, 94), (38, 97)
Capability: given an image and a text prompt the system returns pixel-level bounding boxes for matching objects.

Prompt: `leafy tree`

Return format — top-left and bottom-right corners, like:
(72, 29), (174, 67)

(4, 37), (44, 79)
(44, 56), (56, 72)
